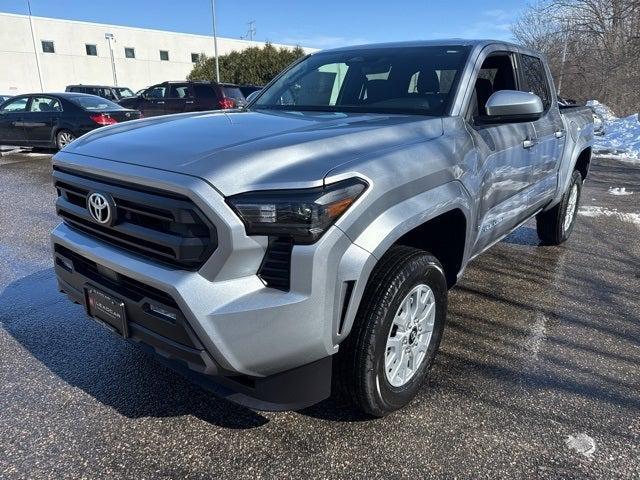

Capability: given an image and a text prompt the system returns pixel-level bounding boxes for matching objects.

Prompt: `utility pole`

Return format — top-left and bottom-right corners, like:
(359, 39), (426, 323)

(27, 0), (44, 92)
(105, 33), (118, 86)
(210, 0), (220, 82)
(247, 20), (256, 43)
(557, 19), (570, 96)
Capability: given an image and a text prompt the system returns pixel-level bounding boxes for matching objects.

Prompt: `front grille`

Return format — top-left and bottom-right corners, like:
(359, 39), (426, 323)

(258, 237), (293, 291)
(53, 166), (217, 269)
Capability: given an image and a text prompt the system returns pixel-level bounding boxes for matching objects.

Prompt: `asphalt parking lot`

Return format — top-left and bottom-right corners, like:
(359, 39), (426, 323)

(0, 150), (638, 479)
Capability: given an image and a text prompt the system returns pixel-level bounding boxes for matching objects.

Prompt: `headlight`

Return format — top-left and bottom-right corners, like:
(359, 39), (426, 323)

(227, 178), (368, 244)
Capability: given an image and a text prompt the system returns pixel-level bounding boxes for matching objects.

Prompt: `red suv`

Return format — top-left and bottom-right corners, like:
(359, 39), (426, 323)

(118, 81), (246, 117)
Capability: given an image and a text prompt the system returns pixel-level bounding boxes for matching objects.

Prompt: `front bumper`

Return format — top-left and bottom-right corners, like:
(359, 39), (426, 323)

(53, 240), (333, 410)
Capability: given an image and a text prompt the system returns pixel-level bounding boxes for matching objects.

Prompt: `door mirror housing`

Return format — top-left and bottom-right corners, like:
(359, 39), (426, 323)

(482, 90), (544, 123)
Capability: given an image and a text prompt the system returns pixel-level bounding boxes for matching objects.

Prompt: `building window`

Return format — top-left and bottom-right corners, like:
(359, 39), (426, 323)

(191, 53), (200, 63)
(159, 50), (169, 61)
(41, 40), (55, 53)
(124, 47), (135, 59)
(85, 44), (97, 56)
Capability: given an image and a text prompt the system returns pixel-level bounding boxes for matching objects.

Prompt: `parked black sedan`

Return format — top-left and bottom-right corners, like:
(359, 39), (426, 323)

(0, 93), (141, 150)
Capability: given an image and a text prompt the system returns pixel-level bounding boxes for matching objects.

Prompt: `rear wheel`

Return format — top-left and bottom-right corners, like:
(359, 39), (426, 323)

(536, 170), (582, 245)
(55, 130), (76, 150)
(334, 245), (448, 417)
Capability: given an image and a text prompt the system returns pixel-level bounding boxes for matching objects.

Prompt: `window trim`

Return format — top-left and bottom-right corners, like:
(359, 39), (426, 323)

(41, 40), (55, 54)
(85, 44), (98, 56)
(124, 47), (136, 59)
(159, 50), (170, 61)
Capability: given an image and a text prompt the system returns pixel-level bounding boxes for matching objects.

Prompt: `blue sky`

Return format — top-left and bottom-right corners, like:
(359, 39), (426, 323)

(0, 0), (527, 48)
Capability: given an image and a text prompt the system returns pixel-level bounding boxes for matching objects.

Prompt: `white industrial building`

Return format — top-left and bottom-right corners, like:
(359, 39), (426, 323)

(0, 12), (312, 94)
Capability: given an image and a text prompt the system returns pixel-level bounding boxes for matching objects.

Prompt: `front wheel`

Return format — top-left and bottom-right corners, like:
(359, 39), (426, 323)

(536, 170), (582, 245)
(55, 129), (76, 150)
(334, 245), (448, 417)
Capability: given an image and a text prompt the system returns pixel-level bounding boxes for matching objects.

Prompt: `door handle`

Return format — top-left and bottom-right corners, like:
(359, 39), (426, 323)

(554, 130), (565, 138)
(185, 100), (194, 104)
(156, 101), (165, 104)
(523, 139), (537, 149)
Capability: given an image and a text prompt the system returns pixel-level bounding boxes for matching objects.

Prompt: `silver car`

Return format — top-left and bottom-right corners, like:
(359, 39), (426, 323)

(51, 40), (593, 417)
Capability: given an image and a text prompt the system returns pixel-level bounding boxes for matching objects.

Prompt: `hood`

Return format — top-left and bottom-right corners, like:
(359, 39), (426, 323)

(63, 109), (444, 196)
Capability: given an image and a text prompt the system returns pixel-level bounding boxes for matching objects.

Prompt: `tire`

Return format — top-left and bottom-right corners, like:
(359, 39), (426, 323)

(334, 245), (448, 417)
(536, 170), (582, 245)
(55, 129), (76, 150)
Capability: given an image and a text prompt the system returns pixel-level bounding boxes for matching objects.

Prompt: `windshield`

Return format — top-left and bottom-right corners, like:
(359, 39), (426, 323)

(70, 96), (124, 111)
(115, 87), (134, 98)
(254, 46), (470, 116)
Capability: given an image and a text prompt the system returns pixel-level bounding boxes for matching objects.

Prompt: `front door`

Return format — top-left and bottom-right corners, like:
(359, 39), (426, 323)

(0, 96), (29, 145)
(466, 51), (538, 253)
(140, 84), (168, 117)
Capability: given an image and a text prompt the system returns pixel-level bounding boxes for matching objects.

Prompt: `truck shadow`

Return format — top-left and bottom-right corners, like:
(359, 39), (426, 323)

(0, 268), (269, 430)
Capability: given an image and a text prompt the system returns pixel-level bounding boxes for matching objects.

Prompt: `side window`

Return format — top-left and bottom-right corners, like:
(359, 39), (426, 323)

(1, 97), (28, 112)
(146, 86), (167, 98)
(168, 85), (191, 98)
(470, 53), (517, 120)
(519, 54), (551, 110)
(193, 84), (217, 98)
(29, 97), (62, 112)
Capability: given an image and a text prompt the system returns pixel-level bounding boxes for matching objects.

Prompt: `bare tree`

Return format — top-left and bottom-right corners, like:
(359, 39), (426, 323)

(512, 0), (640, 115)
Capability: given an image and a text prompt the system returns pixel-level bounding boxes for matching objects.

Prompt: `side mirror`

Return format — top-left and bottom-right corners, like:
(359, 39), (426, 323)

(484, 90), (543, 123)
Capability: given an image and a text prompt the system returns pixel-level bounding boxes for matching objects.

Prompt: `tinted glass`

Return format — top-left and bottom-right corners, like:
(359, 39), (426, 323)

(168, 85), (191, 98)
(222, 87), (245, 101)
(193, 84), (217, 98)
(115, 87), (134, 98)
(29, 97), (62, 112)
(1, 97), (28, 112)
(146, 86), (166, 98)
(125, 47), (135, 58)
(191, 53), (200, 63)
(159, 50), (169, 61)
(41, 41), (54, 53)
(86, 44), (97, 56)
(69, 96), (123, 111)
(520, 54), (551, 110)
(255, 46), (470, 116)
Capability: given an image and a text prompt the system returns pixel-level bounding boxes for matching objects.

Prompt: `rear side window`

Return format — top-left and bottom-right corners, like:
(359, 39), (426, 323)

(222, 87), (245, 101)
(168, 85), (191, 98)
(519, 54), (551, 110)
(193, 84), (217, 98)
(30, 97), (62, 112)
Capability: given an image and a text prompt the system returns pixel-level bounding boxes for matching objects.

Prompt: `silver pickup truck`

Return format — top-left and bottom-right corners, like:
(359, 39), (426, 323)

(51, 40), (593, 417)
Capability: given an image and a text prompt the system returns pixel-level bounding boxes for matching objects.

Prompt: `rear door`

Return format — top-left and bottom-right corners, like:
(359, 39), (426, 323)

(164, 83), (193, 114)
(517, 53), (564, 210)
(23, 96), (63, 144)
(0, 96), (29, 144)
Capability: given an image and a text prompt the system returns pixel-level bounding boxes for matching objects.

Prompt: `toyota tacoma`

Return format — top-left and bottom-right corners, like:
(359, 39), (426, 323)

(51, 40), (593, 417)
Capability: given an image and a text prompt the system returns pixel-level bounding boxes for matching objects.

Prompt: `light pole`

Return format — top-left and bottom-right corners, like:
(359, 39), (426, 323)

(105, 33), (118, 86)
(27, 0), (44, 92)
(210, 0), (220, 82)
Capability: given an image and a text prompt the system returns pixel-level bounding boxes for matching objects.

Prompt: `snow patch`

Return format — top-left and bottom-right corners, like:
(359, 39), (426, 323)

(589, 100), (640, 163)
(565, 433), (597, 459)
(608, 187), (633, 196)
(578, 206), (640, 226)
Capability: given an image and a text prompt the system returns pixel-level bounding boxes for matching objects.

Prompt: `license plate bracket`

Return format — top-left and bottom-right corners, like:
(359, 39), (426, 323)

(85, 286), (129, 338)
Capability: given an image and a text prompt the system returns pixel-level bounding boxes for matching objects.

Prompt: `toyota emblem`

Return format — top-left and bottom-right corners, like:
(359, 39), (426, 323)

(87, 192), (114, 225)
